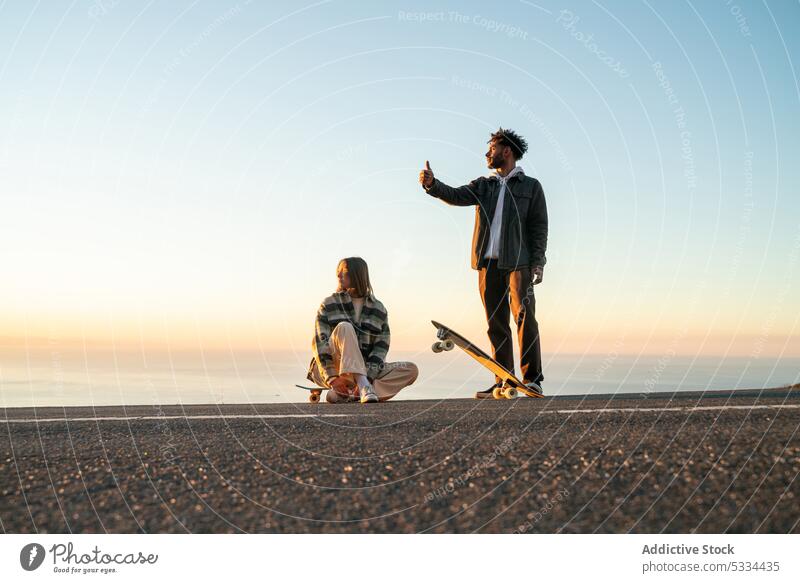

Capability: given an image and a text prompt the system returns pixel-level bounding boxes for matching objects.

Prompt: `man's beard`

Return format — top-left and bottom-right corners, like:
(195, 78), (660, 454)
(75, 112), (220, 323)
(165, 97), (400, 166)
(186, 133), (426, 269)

(487, 154), (503, 169)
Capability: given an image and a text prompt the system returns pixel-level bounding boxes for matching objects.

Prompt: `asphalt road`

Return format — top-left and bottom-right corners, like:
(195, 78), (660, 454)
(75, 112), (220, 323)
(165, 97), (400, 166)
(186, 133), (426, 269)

(2, 387), (799, 533)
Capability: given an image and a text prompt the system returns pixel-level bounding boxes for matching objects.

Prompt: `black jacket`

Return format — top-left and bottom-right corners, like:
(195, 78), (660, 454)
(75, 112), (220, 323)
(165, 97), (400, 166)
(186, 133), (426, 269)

(424, 170), (548, 271)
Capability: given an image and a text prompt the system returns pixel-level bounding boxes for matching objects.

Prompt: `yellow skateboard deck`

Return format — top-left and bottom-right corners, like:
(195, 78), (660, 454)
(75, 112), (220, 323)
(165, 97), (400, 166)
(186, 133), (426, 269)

(431, 320), (543, 399)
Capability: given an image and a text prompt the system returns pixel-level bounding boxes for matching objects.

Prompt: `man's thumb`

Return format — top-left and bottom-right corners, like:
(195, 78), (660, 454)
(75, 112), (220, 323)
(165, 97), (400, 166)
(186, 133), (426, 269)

(425, 160), (432, 171)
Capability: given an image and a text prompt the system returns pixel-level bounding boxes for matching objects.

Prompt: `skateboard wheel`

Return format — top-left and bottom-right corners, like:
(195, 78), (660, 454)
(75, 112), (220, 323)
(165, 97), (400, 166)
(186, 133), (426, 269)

(432, 342), (443, 353)
(309, 392), (320, 403)
(442, 339), (455, 351)
(492, 386), (503, 399)
(503, 387), (518, 399)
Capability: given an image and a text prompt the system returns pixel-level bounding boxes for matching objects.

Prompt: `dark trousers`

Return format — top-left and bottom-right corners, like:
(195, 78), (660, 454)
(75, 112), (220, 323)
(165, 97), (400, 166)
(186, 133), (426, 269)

(478, 260), (543, 385)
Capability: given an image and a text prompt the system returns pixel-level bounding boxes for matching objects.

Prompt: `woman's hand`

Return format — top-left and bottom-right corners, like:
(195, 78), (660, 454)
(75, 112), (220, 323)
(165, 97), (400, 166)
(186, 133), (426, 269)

(329, 375), (353, 395)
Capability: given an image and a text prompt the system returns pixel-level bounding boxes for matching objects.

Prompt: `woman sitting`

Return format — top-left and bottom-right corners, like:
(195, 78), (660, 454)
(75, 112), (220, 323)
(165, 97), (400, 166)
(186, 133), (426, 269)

(307, 257), (418, 403)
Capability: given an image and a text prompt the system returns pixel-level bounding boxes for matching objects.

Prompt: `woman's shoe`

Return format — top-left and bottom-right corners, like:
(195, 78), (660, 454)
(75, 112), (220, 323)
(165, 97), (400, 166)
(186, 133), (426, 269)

(327, 389), (352, 404)
(359, 383), (378, 403)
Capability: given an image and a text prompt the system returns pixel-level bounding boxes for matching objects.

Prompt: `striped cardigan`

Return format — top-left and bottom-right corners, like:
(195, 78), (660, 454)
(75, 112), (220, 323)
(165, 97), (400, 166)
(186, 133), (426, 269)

(307, 291), (391, 383)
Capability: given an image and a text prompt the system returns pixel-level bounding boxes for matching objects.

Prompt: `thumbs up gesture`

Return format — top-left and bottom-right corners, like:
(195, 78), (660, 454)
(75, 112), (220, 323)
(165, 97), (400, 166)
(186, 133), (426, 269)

(419, 160), (434, 188)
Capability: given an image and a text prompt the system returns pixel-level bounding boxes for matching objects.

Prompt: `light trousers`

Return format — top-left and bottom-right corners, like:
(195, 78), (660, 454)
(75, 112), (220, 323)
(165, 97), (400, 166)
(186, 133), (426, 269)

(309, 322), (418, 402)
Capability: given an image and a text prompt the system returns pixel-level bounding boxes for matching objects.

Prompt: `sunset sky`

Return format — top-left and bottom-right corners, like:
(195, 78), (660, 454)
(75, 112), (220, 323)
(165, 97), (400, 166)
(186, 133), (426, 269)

(1, 0), (798, 364)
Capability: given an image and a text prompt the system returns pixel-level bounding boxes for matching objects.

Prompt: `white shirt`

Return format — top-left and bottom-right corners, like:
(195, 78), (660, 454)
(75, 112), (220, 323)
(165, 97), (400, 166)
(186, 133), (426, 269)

(484, 166), (524, 259)
(351, 297), (365, 322)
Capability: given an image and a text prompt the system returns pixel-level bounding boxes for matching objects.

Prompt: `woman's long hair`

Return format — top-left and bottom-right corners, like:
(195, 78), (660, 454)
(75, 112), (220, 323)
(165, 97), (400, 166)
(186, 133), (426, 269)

(338, 257), (374, 298)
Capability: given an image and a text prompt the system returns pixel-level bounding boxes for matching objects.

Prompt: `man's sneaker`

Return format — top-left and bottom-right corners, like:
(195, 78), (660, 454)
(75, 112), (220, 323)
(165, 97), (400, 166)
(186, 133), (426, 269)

(475, 382), (501, 399)
(524, 381), (543, 396)
(359, 383), (379, 404)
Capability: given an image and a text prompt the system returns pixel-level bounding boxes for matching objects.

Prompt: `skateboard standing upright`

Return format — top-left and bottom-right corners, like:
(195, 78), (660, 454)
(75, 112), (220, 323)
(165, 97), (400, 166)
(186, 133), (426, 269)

(431, 320), (543, 399)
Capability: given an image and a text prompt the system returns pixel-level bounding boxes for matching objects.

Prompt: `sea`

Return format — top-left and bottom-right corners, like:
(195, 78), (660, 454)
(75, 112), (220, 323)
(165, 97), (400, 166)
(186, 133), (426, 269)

(1, 348), (797, 408)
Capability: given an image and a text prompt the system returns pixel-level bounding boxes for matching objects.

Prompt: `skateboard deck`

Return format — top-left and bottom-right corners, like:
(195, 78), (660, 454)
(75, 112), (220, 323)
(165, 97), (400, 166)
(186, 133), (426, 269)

(431, 320), (543, 399)
(295, 385), (325, 403)
(296, 380), (357, 404)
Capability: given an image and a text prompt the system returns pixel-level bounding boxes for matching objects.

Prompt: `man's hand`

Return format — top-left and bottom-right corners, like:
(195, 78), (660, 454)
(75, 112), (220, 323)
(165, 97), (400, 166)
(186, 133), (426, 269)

(532, 265), (544, 285)
(419, 160), (434, 188)
(329, 375), (353, 396)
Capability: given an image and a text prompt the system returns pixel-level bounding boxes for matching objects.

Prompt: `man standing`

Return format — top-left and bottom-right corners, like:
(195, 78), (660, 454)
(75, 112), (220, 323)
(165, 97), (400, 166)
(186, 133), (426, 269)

(420, 128), (548, 398)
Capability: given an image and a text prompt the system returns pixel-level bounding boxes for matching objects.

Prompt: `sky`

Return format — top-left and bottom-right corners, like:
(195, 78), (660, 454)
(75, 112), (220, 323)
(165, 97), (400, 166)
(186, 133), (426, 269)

(1, 0), (798, 365)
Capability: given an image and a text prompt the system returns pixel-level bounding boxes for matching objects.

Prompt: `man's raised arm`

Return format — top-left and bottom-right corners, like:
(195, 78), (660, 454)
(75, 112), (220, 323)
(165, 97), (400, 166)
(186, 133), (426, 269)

(419, 160), (484, 207)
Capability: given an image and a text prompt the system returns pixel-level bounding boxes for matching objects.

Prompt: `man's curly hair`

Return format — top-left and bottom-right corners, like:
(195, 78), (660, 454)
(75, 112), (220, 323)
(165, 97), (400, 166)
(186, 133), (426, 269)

(489, 127), (528, 160)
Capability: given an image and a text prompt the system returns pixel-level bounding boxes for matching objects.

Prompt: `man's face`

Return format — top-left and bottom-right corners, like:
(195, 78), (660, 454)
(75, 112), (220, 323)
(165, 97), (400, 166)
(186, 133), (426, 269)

(485, 139), (510, 169)
(336, 263), (352, 292)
